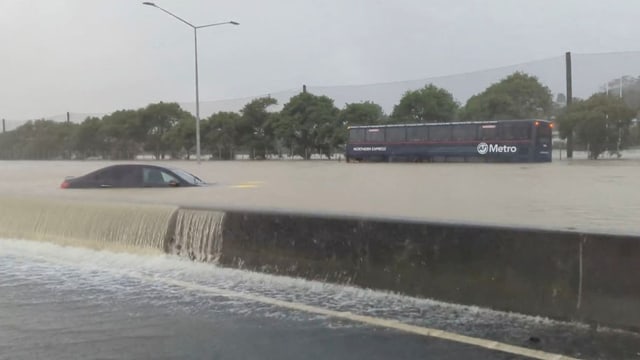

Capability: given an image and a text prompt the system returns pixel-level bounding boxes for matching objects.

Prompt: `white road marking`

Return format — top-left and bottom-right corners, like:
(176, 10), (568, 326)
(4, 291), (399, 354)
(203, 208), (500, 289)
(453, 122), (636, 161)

(135, 274), (580, 360)
(5, 245), (580, 360)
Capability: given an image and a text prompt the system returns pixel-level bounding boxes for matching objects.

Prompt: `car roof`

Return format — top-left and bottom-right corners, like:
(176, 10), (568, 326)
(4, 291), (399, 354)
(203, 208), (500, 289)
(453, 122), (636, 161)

(97, 164), (172, 170)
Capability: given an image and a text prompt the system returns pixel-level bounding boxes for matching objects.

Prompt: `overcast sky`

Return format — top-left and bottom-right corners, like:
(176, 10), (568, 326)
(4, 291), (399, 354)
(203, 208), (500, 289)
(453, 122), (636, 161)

(1, 0), (639, 120)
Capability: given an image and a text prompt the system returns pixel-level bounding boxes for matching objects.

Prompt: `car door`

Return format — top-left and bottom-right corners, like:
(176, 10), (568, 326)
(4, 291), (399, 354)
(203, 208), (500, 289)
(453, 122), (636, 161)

(91, 165), (142, 188)
(143, 167), (179, 187)
(91, 167), (118, 188)
(117, 166), (143, 187)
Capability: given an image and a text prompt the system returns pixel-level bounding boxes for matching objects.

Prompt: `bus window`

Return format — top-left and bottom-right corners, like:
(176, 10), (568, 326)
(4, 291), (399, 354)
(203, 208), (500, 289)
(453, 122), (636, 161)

(365, 128), (385, 142)
(407, 126), (428, 141)
(429, 125), (451, 141)
(536, 123), (552, 138)
(349, 128), (365, 143)
(386, 127), (406, 142)
(499, 122), (531, 140)
(479, 124), (497, 140)
(452, 124), (477, 141)
(535, 123), (552, 147)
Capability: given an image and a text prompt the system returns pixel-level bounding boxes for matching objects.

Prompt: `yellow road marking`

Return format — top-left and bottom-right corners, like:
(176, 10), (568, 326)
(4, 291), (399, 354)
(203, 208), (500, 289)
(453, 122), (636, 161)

(231, 184), (259, 189)
(230, 180), (264, 189)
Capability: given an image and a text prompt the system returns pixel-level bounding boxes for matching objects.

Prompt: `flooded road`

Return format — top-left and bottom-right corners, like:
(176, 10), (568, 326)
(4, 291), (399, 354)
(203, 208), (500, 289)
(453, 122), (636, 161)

(0, 159), (639, 235)
(2, 160), (640, 358)
(1, 239), (638, 360)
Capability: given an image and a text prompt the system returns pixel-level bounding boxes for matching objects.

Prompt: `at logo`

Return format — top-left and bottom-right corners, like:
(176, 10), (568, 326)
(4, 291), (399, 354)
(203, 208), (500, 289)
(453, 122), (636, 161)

(477, 142), (518, 154)
(477, 142), (489, 155)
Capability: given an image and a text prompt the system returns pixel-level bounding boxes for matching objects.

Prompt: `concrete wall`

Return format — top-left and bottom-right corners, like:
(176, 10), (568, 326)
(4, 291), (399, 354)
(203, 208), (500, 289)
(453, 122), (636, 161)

(1, 195), (637, 331)
(218, 211), (640, 331)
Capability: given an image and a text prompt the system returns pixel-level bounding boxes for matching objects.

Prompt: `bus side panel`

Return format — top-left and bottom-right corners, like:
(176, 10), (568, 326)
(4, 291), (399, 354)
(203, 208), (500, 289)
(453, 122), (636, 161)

(348, 142), (534, 162)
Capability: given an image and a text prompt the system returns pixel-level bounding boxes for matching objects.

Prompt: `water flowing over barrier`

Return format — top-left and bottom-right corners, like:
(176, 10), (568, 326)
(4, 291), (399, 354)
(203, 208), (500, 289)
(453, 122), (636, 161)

(1, 195), (638, 332)
(168, 208), (225, 262)
(0, 196), (175, 253)
(217, 211), (640, 332)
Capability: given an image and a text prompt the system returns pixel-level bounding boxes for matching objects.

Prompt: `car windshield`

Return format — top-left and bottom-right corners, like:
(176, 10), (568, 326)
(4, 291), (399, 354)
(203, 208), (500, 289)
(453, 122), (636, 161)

(171, 168), (205, 185)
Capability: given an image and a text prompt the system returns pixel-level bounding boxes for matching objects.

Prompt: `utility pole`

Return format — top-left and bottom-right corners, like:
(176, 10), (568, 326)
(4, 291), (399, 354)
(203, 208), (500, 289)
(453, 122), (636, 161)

(66, 112), (70, 123)
(2, 119), (5, 133)
(565, 52), (573, 159)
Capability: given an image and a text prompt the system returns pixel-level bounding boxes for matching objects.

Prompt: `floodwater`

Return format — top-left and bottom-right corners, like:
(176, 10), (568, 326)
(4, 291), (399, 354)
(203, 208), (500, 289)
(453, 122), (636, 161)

(0, 159), (639, 235)
(2, 159), (640, 359)
(1, 239), (639, 359)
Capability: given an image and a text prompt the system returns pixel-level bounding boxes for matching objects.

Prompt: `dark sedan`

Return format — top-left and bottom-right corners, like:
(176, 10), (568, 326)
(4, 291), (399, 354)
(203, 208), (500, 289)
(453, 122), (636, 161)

(60, 164), (206, 188)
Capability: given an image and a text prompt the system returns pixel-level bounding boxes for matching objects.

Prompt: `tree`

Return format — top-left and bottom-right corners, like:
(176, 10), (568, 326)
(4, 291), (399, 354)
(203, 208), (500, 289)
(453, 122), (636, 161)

(460, 72), (553, 121)
(0, 129), (19, 159)
(557, 93), (635, 159)
(100, 110), (143, 160)
(203, 111), (241, 160)
(139, 102), (192, 159)
(390, 84), (458, 123)
(73, 117), (107, 159)
(276, 92), (340, 159)
(164, 115), (196, 159)
(237, 97), (278, 159)
(6, 120), (76, 159)
(339, 101), (386, 126)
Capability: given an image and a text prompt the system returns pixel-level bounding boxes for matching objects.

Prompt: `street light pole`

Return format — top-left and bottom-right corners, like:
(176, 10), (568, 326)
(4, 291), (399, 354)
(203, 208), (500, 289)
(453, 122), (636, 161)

(142, 2), (238, 163)
(194, 27), (201, 163)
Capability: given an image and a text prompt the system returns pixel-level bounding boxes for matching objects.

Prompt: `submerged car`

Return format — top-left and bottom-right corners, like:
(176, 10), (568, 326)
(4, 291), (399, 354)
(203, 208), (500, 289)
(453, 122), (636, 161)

(60, 164), (206, 188)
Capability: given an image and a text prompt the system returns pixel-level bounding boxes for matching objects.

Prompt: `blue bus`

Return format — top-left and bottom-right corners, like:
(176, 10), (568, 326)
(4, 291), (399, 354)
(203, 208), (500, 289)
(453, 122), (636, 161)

(346, 119), (552, 163)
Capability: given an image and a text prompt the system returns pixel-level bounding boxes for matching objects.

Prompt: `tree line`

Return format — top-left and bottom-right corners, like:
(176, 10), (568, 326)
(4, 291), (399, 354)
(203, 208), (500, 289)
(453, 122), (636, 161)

(1, 72), (638, 160)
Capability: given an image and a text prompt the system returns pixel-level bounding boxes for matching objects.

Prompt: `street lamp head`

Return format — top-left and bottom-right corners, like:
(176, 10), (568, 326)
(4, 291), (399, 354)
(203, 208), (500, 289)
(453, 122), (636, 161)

(142, 2), (157, 6)
(230, 21), (240, 25)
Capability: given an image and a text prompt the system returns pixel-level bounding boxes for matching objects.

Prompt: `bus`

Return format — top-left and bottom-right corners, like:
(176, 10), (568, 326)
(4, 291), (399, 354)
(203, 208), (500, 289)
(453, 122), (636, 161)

(346, 119), (552, 163)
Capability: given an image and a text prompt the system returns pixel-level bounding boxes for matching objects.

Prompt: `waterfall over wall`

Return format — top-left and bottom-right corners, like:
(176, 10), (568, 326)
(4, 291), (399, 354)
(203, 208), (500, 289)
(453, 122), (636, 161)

(0, 196), (176, 253)
(167, 208), (225, 262)
(1, 194), (639, 332)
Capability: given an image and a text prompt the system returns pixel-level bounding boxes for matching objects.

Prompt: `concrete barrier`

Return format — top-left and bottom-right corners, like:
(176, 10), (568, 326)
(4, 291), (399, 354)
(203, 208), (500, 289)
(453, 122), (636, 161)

(218, 211), (640, 332)
(1, 195), (637, 331)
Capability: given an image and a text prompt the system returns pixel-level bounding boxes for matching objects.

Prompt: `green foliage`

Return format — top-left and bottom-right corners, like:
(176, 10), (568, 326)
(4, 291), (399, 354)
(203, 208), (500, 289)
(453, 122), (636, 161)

(203, 111), (241, 160)
(391, 84), (458, 123)
(73, 117), (106, 159)
(340, 102), (385, 126)
(139, 102), (193, 159)
(100, 110), (143, 160)
(557, 93), (636, 159)
(276, 92), (340, 159)
(2, 72), (635, 161)
(164, 115), (196, 159)
(237, 97), (278, 159)
(460, 72), (553, 121)
(0, 120), (77, 160)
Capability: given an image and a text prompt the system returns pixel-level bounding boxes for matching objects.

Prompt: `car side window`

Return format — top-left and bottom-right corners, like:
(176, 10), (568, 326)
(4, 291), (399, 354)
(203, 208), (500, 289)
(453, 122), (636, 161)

(143, 168), (178, 186)
(93, 168), (115, 184)
(119, 166), (142, 187)
(93, 166), (139, 187)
